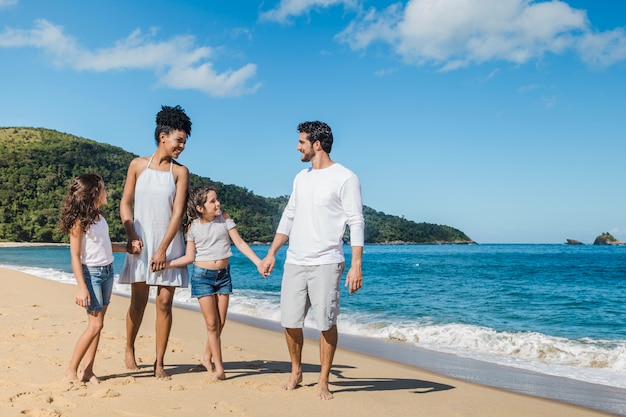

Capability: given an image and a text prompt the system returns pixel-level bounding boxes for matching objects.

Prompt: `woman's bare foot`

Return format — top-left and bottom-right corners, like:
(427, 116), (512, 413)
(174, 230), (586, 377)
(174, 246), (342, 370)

(154, 363), (171, 380)
(125, 348), (140, 371)
(281, 371), (303, 391)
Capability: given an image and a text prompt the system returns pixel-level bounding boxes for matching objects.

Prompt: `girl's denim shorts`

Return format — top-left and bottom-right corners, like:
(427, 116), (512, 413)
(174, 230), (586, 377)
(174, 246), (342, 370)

(190, 264), (232, 298)
(82, 263), (114, 314)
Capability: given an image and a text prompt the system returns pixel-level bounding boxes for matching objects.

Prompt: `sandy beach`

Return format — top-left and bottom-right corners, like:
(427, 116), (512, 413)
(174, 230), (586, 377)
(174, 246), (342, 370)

(0, 266), (618, 417)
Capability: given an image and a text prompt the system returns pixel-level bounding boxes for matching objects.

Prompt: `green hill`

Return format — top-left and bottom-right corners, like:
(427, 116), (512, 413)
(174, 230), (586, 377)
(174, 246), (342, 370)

(0, 127), (474, 244)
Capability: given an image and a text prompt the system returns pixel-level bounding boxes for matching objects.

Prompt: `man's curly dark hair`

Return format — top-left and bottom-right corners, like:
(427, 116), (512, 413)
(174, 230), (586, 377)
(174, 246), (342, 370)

(154, 105), (192, 144)
(297, 121), (333, 153)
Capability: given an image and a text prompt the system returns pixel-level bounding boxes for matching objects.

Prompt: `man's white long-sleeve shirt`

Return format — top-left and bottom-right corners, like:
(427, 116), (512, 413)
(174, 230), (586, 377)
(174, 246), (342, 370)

(277, 163), (364, 265)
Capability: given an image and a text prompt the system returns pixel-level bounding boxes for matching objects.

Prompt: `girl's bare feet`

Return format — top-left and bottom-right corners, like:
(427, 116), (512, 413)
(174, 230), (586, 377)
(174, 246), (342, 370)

(63, 370), (81, 384)
(200, 357), (215, 372)
(80, 370), (101, 385)
(212, 371), (226, 381)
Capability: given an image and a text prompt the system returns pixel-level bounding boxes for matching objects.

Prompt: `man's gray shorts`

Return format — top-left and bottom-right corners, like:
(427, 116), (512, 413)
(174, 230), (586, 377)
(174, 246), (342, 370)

(280, 262), (345, 331)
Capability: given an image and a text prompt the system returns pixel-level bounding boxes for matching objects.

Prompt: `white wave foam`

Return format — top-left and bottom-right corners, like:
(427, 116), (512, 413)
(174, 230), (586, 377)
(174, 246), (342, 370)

(336, 317), (626, 389)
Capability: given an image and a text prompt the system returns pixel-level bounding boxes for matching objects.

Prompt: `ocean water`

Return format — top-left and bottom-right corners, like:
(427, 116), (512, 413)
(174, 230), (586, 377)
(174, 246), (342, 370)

(1, 243), (625, 390)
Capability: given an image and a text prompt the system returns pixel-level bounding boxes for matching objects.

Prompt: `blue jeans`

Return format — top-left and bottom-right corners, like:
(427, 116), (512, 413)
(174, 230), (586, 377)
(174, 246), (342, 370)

(190, 265), (232, 298)
(82, 263), (114, 314)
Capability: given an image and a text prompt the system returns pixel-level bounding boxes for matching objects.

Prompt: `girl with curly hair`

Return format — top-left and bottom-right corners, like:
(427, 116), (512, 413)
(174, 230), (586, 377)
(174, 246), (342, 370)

(59, 173), (127, 384)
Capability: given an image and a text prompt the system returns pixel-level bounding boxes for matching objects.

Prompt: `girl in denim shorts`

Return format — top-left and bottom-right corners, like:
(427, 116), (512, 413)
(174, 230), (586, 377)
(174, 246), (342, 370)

(59, 173), (129, 384)
(166, 185), (262, 380)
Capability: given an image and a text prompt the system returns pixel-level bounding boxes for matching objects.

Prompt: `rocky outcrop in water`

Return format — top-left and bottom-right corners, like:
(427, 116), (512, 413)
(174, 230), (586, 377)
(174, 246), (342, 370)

(565, 239), (583, 245)
(593, 232), (624, 245)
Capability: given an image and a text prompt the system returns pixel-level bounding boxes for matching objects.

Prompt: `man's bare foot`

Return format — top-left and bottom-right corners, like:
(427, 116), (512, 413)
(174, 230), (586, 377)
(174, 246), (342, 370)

(154, 363), (171, 380)
(317, 382), (334, 400)
(125, 348), (140, 371)
(281, 372), (303, 391)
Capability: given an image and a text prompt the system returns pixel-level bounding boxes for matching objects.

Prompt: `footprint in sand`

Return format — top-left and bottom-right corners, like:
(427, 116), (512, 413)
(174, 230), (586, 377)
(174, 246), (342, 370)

(9, 391), (55, 405)
(210, 401), (241, 414)
(78, 388), (120, 398)
(19, 408), (62, 417)
(241, 380), (275, 392)
(62, 381), (89, 392)
(9, 390), (75, 409)
(223, 345), (243, 351)
(201, 376), (224, 384)
(109, 376), (136, 386)
(97, 389), (121, 398)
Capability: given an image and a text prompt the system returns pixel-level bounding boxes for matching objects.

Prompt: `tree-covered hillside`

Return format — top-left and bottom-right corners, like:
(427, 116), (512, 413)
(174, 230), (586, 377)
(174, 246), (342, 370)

(0, 127), (474, 244)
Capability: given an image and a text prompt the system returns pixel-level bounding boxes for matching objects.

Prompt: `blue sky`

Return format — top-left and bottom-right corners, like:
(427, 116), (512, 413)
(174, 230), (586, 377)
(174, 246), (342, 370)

(1, 0), (624, 244)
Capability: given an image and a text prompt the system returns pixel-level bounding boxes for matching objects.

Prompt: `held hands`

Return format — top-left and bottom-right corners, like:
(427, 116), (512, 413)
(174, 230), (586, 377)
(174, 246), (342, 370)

(150, 248), (167, 272)
(126, 238), (143, 254)
(257, 255), (275, 279)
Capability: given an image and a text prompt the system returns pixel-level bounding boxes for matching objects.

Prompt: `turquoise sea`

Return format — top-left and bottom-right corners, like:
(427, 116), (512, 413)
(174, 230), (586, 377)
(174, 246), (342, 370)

(1, 243), (625, 413)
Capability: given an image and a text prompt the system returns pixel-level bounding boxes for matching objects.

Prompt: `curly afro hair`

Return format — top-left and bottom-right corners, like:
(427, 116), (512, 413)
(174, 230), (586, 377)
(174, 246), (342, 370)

(154, 105), (192, 144)
(297, 121), (333, 153)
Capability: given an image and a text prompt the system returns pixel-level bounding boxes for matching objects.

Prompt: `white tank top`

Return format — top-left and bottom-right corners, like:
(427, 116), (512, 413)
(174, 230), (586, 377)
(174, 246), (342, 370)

(80, 215), (114, 266)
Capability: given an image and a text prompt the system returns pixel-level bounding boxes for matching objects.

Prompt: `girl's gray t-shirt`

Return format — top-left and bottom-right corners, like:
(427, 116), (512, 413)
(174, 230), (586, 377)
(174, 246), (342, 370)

(186, 215), (236, 261)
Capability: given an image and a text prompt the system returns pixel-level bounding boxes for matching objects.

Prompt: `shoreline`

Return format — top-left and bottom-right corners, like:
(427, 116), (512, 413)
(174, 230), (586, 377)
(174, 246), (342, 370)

(0, 241), (69, 247)
(228, 312), (626, 416)
(1, 267), (622, 416)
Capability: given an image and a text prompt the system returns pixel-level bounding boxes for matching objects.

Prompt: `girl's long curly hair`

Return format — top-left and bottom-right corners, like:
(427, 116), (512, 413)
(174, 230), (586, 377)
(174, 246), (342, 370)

(59, 173), (105, 234)
(184, 185), (216, 229)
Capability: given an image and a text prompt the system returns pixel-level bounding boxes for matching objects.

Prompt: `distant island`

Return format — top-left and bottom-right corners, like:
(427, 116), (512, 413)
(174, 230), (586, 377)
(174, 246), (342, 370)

(564, 233), (624, 246)
(0, 127), (475, 245)
(593, 232), (624, 246)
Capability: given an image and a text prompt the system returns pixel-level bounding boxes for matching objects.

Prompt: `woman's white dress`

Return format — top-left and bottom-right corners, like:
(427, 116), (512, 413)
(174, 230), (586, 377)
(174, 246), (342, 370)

(118, 156), (188, 287)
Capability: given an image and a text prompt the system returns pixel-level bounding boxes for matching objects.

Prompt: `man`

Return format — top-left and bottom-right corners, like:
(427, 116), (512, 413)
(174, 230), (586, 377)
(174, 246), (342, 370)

(258, 121), (364, 400)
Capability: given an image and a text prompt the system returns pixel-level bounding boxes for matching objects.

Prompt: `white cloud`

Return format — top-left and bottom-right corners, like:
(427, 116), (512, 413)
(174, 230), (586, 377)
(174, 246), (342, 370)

(518, 83), (541, 93)
(260, 0), (357, 24)
(0, 19), (259, 97)
(336, 4), (401, 49)
(483, 68), (500, 81)
(0, 0), (17, 9)
(0, 20), (96, 68)
(577, 28), (626, 67)
(335, 0), (626, 70)
(373, 67), (398, 77)
(541, 94), (558, 108)
(160, 62), (261, 98)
